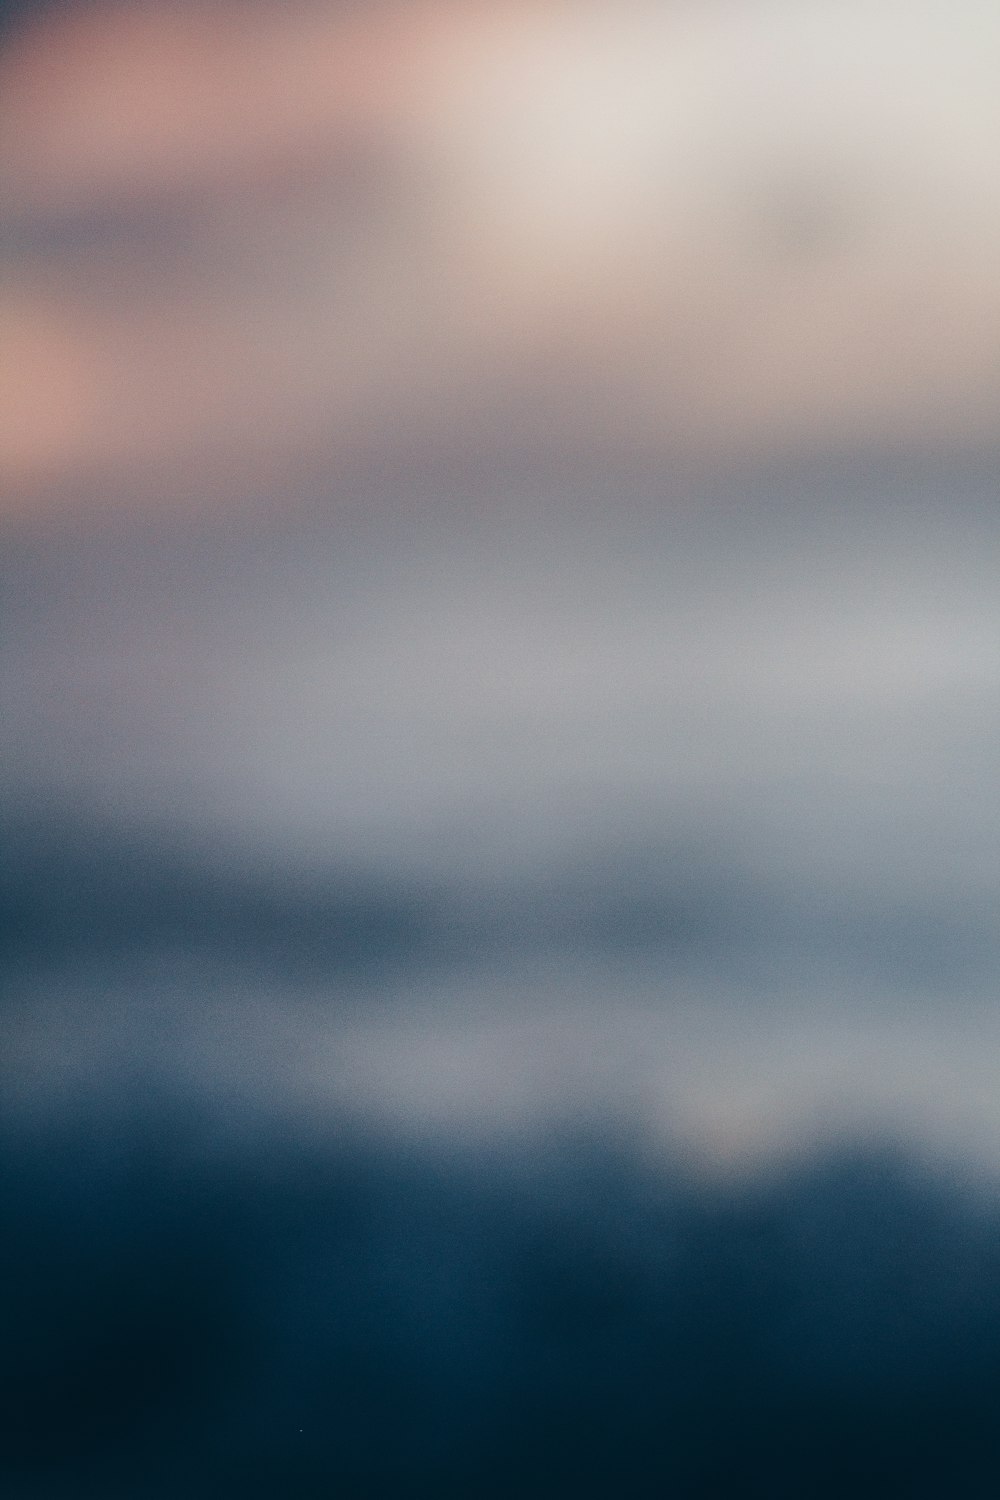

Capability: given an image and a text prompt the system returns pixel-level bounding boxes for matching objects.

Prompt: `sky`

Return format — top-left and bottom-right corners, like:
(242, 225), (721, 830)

(3, 0), (1000, 1160)
(3, 0), (1000, 504)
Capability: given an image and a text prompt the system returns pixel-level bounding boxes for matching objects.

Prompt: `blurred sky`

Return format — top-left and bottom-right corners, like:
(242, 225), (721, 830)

(4, 0), (1000, 504)
(3, 0), (1000, 1173)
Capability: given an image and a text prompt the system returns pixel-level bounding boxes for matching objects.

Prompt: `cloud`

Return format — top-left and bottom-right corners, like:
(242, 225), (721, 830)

(2, 0), (1000, 511)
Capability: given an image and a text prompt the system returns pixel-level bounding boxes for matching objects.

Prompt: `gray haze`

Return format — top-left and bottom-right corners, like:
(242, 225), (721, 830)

(6, 458), (1000, 1172)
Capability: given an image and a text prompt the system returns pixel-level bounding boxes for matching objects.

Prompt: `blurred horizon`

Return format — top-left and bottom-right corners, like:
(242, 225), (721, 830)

(4, 3), (1000, 1491)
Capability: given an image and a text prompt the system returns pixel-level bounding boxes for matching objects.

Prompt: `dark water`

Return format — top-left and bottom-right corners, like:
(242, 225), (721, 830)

(5, 1102), (1000, 1498)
